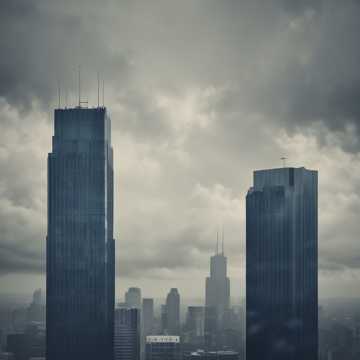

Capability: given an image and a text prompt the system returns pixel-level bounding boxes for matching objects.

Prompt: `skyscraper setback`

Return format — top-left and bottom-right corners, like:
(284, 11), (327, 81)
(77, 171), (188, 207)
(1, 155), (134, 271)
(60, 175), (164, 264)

(46, 107), (115, 360)
(246, 167), (318, 360)
(205, 236), (230, 312)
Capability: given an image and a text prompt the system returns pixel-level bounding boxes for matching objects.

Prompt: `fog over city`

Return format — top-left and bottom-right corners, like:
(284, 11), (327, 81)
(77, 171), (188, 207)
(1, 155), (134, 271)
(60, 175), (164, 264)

(1, 0), (360, 299)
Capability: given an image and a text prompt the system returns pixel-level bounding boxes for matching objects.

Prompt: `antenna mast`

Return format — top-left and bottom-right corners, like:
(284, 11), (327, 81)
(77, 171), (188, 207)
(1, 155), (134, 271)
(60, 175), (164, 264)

(97, 72), (100, 108)
(222, 226), (224, 255)
(281, 156), (287, 168)
(102, 79), (105, 107)
(78, 65), (81, 107)
(57, 78), (61, 108)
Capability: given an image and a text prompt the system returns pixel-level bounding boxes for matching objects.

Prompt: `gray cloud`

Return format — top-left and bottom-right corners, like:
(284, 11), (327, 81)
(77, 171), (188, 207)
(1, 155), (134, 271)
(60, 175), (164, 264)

(1, 0), (360, 298)
(0, 0), (129, 111)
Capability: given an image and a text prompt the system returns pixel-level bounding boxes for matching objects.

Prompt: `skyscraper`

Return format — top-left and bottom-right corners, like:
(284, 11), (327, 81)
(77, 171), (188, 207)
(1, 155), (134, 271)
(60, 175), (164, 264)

(205, 236), (230, 349)
(125, 287), (142, 309)
(205, 236), (230, 312)
(185, 306), (205, 347)
(143, 298), (155, 336)
(246, 167), (318, 360)
(46, 107), (115, 360)
(27, 289), (45, 324)
(114, 307), (141, 360)
(165, 289), (181, 335)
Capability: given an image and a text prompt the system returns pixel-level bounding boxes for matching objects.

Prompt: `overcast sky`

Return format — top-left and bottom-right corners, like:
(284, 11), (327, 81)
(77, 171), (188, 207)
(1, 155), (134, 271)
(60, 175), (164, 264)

(1, 0), (360, 302)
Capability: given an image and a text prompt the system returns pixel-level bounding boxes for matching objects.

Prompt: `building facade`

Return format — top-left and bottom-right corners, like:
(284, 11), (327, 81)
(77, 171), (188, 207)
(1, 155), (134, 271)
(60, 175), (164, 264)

(114, 308), (140, 360)
(46, 107), (115, 360)
(146, 336), (181, 360)
(246, 167), (318, 360)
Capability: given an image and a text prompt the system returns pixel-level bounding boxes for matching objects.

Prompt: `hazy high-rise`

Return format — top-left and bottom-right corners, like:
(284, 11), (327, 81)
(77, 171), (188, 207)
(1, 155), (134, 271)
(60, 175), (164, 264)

(205, 237), (230, 349)
(143, 298), (154, 336)
(46, 107), (115, 360)
(246, 167), (318, 360)
(205, 237), (230, 314)
(125, 287), (142, 309)
(165, 289), (180, 335)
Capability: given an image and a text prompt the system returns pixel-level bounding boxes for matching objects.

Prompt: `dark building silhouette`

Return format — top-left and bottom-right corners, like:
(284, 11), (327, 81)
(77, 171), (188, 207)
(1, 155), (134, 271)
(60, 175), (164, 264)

(46, 107), (115, 360)
(6, 323), (45, 360)
(205, 237), (230, 349)
(165, 289), (180, 335)
(114, 307), (140, 360)
(246, 167), (318, 360)
(146, 336), (181, 360)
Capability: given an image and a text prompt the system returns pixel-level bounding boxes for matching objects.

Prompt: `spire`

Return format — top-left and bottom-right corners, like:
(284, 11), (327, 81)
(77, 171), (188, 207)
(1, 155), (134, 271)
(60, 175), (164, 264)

(216, 231), (219, 254)
(222, 226), (224, 255)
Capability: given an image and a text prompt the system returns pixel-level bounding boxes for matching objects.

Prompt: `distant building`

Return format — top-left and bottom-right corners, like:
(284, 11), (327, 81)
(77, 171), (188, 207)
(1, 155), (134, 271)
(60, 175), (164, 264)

(114, 308), (140, 360)
(204, 307), (218, 350)
(161, 305), (167, 334)
(146, 336), (181, 360)
(205, 235), (230, 313)
(205, 234), (230, 349)
(185, 350), (239, 359)
(6, 334), (26, 360)
(143, 299), (154, 336)
(246, 167), (318, 360)
(185, 306), (205, 347)
(46, 107), (115, 360)
(165, 289), (180, 335)
(125, 288), (142, 309)
(6, 323), (45, 360)
(27, 289), (45, 324)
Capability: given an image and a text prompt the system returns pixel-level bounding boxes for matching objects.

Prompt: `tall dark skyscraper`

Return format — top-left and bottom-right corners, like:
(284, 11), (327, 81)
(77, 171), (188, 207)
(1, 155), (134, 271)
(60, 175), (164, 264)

(165, 289), (180, 335)
(114, 307), (141, 360)
(46, 107), (115, 360)
(205, 236), (230, 349)
(246, 167), (318, 360)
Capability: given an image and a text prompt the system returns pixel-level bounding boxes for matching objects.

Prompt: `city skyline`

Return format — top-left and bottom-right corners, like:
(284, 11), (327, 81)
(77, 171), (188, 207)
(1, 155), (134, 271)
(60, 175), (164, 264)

(1, 0), (360, 300)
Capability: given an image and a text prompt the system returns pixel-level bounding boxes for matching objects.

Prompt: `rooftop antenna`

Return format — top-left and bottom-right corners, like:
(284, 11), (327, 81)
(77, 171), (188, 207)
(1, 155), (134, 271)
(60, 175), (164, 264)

(97, 72), (100, 108)
(78, 65), (81, 107)
(281, 156), (287, 168)
(222, 226), (224, 255)
(57, 78), (61, 108)
(216, 231), (219, 255)
(65, 86), (68, 109)
(102, 78), (105, 107)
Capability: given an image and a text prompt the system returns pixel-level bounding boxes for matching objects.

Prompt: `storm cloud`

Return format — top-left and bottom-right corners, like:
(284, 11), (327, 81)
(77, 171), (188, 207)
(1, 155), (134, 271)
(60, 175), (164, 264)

(1, 0), (360, 299)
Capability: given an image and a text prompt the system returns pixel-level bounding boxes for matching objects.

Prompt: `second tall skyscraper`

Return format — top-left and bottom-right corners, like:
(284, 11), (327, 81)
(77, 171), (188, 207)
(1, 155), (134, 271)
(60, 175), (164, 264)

(246, 167), (318, 360)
